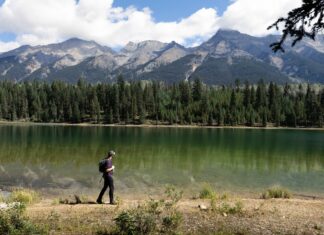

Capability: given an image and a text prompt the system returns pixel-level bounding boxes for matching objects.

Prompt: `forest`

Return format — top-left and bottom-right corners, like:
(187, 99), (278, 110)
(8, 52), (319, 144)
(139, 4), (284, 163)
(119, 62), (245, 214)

(0, 77), (323, 128)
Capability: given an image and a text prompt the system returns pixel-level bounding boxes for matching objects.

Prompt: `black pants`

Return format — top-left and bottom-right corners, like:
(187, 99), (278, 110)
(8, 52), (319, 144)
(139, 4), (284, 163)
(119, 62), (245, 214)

(97, 174), (114, 203)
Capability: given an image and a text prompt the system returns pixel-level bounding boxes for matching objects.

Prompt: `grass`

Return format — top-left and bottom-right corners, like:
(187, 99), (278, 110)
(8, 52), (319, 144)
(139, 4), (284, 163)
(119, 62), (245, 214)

(8, 189), (40, 205)
(261, 186), (291, 199)
(217, 201), (244, 215)
(0, 203), (45, 235)
(112, 186), (183, 235)
(199, 183), (217, 199)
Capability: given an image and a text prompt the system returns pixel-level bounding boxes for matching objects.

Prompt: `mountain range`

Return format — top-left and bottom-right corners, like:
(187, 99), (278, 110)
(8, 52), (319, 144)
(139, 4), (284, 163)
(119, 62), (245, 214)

(1, 29), (324, 85)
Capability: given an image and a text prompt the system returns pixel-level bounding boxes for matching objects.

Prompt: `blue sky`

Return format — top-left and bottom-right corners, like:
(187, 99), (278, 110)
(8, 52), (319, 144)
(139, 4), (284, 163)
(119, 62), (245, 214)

(113, 0), (231, 21)
(0, 0), (301, 52)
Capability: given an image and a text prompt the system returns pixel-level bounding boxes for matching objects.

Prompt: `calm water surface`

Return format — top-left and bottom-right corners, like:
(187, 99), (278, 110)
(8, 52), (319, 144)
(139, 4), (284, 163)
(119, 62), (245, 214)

(0, 125), (323, 196)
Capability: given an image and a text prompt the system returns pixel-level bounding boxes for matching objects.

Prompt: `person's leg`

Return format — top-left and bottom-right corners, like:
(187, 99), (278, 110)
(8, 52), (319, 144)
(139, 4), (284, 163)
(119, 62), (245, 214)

(107, 175), (114, 204)
(97, 176), (108, 203)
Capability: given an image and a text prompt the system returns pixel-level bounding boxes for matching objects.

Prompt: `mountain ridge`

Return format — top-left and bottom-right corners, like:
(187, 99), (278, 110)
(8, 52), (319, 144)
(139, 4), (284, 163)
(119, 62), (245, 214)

(1, 29), (324, 84)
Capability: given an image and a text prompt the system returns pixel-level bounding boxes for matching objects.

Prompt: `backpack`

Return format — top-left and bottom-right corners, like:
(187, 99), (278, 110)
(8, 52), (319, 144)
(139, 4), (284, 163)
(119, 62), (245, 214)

(99, 159), (107, 173)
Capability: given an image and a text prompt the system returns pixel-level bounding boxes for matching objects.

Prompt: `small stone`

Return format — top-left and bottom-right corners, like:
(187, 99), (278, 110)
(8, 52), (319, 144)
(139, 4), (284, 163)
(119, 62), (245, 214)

(198, 204), (208, 210)
(223, 212), (227, 217)
(0, 203), (8, 210)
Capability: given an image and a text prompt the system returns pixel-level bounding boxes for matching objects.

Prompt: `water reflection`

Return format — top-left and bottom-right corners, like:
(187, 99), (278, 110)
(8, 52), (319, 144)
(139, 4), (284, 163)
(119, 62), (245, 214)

(0, 125), (323, 195)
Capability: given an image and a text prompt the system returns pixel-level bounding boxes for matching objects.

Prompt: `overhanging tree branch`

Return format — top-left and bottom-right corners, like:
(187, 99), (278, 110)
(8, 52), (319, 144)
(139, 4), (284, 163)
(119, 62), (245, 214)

(268, 0), (324, 52)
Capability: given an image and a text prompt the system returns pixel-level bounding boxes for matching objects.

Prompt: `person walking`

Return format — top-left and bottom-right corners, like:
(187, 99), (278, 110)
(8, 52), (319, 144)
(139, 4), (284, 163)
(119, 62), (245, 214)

(97, 150), (116, 204)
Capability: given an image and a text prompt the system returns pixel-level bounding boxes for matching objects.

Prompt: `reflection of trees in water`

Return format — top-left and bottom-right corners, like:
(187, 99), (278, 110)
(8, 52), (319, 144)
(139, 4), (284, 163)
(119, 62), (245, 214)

(0, 125), (324, 193)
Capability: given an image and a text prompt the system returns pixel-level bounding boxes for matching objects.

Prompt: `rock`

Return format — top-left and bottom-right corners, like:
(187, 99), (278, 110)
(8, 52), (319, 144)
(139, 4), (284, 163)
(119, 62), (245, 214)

(0, 203), (8, 210)
(198, 204), (208, 210)
(0, 202), (21, 210)
(223, 212), (227, 217)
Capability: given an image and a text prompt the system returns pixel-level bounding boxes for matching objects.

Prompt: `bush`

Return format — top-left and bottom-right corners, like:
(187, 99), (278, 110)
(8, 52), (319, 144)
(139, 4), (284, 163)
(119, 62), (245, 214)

(0, 204), (45, 235)
(114, 204), (158, 235)
(261, 186), (291, 199)
(162, 211), (183, 234)
(114, 211), (136, 235)
(164, 185), (183, 205)
(199, 183), (216, 199)
(114, 186), (183, 235)
(8, 189), (40, 205)
(217, 201), (244, 215)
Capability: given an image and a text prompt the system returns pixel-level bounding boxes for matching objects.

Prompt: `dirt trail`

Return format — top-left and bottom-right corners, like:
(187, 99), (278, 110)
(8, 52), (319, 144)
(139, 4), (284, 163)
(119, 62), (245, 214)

(26, 197), (324, 235)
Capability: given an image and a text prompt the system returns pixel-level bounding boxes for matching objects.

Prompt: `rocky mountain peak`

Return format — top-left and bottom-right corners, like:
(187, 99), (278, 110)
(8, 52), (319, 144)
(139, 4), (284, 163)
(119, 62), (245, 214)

(122, 40), (166, 54)
(1, 30), (324, 84)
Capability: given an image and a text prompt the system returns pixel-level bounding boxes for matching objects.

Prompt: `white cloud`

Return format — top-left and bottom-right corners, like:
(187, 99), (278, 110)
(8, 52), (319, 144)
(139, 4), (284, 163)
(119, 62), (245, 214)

(0, 0), (303, 53)
(0, 0), (220, 51)
(0, 41), (20, 52)
(220, 0), (303, 36)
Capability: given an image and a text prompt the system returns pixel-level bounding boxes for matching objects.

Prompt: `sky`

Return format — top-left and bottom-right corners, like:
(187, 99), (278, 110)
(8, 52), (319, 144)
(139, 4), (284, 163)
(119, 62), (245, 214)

(0, 0), (302, 52)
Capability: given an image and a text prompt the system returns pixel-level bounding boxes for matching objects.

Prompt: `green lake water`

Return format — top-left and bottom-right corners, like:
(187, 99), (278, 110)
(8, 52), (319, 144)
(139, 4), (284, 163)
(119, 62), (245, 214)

(0, 125), (323, 197)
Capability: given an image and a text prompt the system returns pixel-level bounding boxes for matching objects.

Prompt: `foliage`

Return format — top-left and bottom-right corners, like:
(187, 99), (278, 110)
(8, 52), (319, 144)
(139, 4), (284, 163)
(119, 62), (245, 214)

(268, 0), (324, 52)
(43, 210), (61, 232)
(8, 189), (40, 205)
(0, 204), (45, 235)
(113, 186), (183, 235)
(0, 79), (323, 128)
(261, 186), (292, 199)
(217, 201), (244, 215)
(114, 200), (161, 235)
(199, 183), (217, 199)
(161, 210), (183, 234)
(164, 185), (183, 205)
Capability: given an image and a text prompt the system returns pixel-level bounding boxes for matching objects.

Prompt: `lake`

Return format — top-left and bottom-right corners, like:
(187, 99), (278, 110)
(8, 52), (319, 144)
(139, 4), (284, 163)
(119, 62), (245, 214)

(0, 125), (323, 197)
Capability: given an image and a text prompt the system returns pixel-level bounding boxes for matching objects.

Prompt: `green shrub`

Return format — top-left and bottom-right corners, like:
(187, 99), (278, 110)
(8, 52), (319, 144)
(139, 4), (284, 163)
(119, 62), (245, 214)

(8, 189), (40, 205)
(114, 206), (157, 235)
(162, 210), (183, 234)
(114, 186), (183, 235)
(0, 204), (45, 235)
(165, 185), (183, 205)
(96, 227), (117, 235)
(114, 211), (136, 235)
(199, 183), (216, 199)
(216, 201), (244, 215)
(261, 186), (291, 199)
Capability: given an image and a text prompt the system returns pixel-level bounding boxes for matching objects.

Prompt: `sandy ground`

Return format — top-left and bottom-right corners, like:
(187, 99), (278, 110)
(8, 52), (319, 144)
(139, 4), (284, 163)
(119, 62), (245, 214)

(26, 197), (324, 235)
(1, 120), (324, 131)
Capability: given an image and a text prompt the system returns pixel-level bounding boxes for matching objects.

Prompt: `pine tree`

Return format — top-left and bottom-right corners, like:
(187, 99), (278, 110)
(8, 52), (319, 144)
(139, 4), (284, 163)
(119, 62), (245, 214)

(192, 79), (203, 102)
(72, 102), (81, 123)
(112, 85), (120, 123)
(107, 108), (114, 124)
(49, 101), (58, 122)
(243, 81), (251, 108)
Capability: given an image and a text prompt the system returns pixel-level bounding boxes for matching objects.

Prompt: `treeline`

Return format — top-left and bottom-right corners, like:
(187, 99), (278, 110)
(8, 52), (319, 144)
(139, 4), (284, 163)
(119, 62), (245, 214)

(0, 77), (323, 127)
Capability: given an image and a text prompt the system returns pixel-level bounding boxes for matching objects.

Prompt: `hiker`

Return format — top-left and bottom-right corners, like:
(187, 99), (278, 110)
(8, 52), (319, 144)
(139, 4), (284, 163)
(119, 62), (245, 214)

(97, 150), (116, 204)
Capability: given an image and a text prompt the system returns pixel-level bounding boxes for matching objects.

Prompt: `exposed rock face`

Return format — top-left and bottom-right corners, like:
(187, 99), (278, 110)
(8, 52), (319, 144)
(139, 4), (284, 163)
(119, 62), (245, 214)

(1, 29), (324, 84)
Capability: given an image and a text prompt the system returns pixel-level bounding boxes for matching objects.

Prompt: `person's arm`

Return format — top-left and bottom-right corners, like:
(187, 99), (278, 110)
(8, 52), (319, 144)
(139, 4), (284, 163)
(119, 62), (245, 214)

(106, 165), (114, 172)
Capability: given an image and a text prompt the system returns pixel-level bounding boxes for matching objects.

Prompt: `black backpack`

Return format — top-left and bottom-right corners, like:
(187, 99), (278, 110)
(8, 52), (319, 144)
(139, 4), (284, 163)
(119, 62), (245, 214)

(99, 159), (107, 173)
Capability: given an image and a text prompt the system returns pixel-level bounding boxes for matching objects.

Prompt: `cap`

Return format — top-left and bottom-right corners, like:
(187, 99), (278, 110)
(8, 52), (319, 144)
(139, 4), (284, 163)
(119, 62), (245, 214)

(108, 150), (116, 157)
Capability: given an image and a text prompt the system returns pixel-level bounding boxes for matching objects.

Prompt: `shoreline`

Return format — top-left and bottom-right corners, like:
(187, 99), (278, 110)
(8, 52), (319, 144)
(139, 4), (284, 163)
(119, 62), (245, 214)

(25, 195), (324, 235)
(1, 120), (324, 131)
(3, 188), (324, 234)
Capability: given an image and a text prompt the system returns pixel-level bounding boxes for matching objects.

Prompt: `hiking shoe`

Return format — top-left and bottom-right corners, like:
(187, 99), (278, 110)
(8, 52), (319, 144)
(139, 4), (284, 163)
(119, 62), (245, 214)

(96, 200), (103, 204)
(109, 202), (117, 205)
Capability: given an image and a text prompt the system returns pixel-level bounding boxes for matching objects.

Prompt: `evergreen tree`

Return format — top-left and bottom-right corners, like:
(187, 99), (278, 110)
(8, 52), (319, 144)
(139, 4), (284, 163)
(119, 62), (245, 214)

(72, 102), (81, 123)
(192, 79), (203, 102)
(243, 81), (251, 108)
(229, 89), (238, 125)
